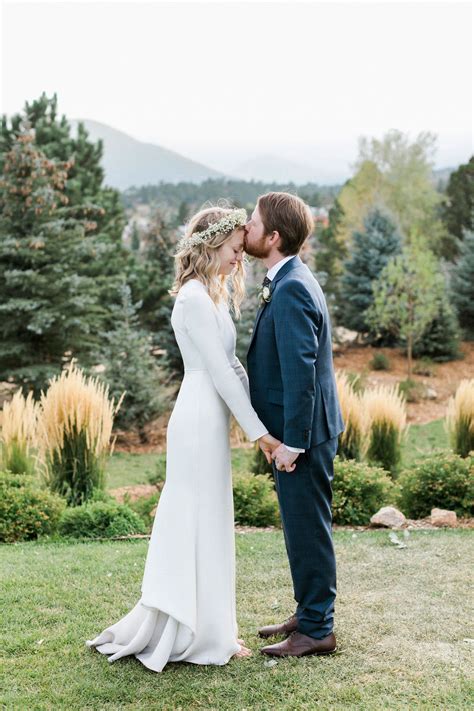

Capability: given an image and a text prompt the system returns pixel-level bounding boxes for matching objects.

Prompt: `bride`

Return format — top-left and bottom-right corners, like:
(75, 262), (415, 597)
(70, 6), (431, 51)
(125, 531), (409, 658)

(86, 206), (280, 672)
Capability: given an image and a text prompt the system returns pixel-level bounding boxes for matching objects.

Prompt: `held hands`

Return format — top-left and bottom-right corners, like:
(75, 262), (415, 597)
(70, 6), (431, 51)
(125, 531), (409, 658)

(271, 444), (299, 473)
(258, 435), (300, 473)
(258, 433), (281, 466)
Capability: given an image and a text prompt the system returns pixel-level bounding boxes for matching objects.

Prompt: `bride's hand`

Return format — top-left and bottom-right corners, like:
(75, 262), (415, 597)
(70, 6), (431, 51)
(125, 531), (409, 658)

(258, 433), (281, 464)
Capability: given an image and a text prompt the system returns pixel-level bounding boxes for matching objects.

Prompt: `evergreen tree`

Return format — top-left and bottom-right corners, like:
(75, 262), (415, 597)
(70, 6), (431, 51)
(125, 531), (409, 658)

(443, 157), (474, 253)
(451, 230), (474, 339)
(127, 208), (182, 376)
(0, 93), (132, 310)
(339, 207), (402, 332)
(413, 288), (461, 361)
(93, 283), (169, 439)
(314, 198), (346, 322)
(0, 132), (107, 393)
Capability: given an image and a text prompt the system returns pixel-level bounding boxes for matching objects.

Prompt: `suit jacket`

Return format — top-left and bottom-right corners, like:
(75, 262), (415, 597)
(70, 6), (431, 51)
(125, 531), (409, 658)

(247, 255), (345, 449)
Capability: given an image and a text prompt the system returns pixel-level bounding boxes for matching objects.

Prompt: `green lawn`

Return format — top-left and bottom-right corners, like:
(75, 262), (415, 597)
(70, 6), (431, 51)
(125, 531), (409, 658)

(402, 419), (450, 467)
(107, 420), (448, 491)
(2, 529), (473, 710)
(106, 447), (255, 490)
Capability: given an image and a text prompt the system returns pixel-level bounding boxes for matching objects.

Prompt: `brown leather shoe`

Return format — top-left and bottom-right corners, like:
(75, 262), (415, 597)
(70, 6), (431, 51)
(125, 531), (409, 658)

(258, 614), (298, 639)
(260, 631), (337, 657)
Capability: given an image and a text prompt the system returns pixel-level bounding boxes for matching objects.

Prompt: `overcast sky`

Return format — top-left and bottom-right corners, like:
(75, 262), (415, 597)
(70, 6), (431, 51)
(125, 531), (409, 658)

(1, 0), (472, 181)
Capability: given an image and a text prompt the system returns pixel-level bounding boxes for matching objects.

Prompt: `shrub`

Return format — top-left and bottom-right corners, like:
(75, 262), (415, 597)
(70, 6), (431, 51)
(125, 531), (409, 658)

(126, 491), (161, 531)
(58, 500), (147, 539)
(363, 384), (407, 475)
(252, 444), (273, 476)
(369, 352), (391, 371)
(0, 471), (65, 542)
(233, 473), (280, 527)
(413, 358), (437, 377)
(446, 379), (474, 457)
(36, 362), (123, 506)
(146, 457), (167, 486)
(336, 371), (366, 461)
(397, 378), (426, 403)
(397, 452), (473, 518)
(0, 389), (39, 475)
(332, 457), (396, 525)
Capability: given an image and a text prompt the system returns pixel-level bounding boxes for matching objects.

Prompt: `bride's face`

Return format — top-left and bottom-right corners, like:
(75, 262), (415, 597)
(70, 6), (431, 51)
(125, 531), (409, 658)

(217, 229), (245, 275)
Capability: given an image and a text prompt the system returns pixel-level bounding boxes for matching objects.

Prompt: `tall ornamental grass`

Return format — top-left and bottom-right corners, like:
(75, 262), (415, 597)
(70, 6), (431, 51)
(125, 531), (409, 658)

(446, 379), (474, 457)
(37, 363), (124, 506)
(335, 371), (366, 461)
(0, 390), (39, 475)
(363, 384), (407, 476)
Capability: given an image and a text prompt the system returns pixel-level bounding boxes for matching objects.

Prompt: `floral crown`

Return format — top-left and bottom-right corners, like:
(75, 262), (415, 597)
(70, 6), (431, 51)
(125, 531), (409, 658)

(176, 208), (247, 252)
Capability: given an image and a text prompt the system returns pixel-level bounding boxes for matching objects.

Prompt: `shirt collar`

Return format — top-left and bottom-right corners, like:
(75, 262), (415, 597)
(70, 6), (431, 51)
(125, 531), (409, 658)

(266, 255), (296, 281)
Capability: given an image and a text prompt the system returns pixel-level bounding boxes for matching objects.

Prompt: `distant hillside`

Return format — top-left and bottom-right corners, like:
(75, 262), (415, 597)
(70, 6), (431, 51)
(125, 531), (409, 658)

(70, 119), (224, 190)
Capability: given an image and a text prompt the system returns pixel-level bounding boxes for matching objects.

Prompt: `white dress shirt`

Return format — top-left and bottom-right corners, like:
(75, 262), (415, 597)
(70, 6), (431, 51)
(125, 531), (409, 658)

(266, 256), (305, 454)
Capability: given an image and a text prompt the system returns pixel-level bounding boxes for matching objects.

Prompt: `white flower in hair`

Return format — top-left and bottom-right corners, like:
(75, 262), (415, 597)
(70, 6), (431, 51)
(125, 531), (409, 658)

(176, 209), (247, 252)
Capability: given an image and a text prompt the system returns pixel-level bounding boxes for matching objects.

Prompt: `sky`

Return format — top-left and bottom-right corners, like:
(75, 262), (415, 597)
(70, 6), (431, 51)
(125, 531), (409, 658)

(0, 0), (472, 182)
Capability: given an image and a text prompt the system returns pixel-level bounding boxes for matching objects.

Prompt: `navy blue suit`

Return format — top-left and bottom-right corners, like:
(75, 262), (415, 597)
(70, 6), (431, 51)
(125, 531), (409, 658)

(247, 255), (344, 639)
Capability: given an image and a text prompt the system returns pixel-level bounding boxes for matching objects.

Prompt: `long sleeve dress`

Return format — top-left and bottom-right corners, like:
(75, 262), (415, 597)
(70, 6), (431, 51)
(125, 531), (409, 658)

(86, 278), (268, 672)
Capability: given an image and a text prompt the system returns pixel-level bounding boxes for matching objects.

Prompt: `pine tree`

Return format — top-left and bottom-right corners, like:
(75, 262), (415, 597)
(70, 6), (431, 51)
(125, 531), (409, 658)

(127, 208), (182, 376)
(94, 283), (168, 439)
(339, 207), (402, 332)
(443, 157), (474, 252)
(314, 198), (346, 322)
(412, 289), (461, 361)
(451, 230), (474, 339)
(0, 93), (132, 310)
(0, 131), (106, 393)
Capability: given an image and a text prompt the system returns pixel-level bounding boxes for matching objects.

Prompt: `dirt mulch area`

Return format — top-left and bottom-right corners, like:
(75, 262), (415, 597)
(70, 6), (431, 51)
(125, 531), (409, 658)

(333, 340), (474, 424)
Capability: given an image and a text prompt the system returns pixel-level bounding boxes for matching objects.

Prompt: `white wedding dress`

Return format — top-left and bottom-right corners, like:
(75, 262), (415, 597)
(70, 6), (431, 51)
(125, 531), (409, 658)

(86, 278), (268, 672)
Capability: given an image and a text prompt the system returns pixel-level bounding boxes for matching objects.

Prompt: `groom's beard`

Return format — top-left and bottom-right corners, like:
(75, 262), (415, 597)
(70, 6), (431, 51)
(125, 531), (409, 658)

(244, 234), (271, 259)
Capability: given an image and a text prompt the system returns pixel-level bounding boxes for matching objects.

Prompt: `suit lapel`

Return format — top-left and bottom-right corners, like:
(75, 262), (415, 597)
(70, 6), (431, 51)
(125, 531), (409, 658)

(247, 256), (302, 354)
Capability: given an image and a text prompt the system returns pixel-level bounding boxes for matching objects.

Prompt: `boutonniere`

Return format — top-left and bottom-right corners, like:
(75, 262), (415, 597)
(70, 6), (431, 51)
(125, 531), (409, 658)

(259, 285), (272, 305)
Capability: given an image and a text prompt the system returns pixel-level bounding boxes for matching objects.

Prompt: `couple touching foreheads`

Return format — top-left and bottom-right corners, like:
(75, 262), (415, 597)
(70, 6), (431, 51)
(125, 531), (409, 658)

(86, 191), (345, 672)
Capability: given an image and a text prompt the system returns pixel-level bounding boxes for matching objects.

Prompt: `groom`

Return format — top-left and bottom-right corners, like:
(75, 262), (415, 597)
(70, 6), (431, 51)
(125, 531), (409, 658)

(244, 192), (344, 658)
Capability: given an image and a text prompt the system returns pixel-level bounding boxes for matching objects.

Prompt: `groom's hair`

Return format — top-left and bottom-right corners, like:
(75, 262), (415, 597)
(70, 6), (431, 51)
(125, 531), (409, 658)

(258, 192), (314, 255)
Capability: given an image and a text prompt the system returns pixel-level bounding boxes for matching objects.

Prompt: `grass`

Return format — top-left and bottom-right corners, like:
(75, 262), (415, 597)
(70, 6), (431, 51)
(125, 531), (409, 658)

(106, 447), (256, 489)
(1, 529), (473, 709)
(401, 419), (449, 467)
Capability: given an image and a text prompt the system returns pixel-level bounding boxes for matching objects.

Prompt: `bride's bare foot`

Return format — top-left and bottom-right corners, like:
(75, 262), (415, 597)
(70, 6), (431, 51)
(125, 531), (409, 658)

(233, 639), (252, 658)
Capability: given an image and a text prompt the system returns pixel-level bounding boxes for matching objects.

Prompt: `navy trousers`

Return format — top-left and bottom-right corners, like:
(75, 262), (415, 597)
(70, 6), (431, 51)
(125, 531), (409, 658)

(273, 435), (338, 640)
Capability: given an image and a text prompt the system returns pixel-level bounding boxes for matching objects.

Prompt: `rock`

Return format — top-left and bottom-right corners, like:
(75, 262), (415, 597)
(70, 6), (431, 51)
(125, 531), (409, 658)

(370, 506), (407, 528)
(425, 387), (438, 400)
(332, 326), (360, 345)
(430, 508), (457, 527)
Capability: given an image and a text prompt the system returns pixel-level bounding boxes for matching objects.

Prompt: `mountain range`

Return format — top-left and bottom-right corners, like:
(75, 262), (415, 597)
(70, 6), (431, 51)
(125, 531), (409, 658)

(71, 119), (456, 190)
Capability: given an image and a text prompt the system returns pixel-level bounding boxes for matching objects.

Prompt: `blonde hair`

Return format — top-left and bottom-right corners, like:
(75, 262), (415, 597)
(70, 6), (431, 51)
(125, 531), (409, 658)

(169, 205), (247, 318)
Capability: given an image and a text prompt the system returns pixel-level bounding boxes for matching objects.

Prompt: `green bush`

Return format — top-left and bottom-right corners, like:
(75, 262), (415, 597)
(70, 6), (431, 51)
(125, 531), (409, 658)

(126, 491), (161, 531)
(332, 457), (396, 525)
(397, 379), (425, 403)
(413, 357), (437, 377)
(146, 457), (167, 486)
(0, 470), (66, 543)
(58, 500), (147, 539)
(397, 452), (473, 518)
(233, 473), (280, 527)
(370, 352), (391, 371)
(252, 445), (273, 476)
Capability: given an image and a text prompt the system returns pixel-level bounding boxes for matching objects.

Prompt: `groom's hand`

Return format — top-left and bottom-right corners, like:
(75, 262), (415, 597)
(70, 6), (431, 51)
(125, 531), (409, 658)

(272, 444), (299, 473)
(258, 434), (281, 465)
